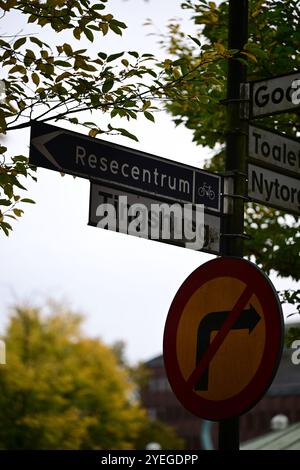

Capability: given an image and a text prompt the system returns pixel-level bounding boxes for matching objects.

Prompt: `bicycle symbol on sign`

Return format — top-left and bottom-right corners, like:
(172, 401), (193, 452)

(198, 182), (215, 201)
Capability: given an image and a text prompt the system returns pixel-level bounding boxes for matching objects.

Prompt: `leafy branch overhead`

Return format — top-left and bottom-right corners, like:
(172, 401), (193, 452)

(0, 0), (157, 237)
(0, 0), (242, 236)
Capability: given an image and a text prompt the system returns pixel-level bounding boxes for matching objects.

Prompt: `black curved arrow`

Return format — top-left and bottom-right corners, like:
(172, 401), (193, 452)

(195, 304), (261, 391)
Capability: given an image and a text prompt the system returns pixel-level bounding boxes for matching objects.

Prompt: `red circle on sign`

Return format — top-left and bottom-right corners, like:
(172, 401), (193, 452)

(163, 257), (283, 421)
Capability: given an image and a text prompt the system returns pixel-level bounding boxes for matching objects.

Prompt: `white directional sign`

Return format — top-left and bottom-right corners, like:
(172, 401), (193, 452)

(249, 125), (300, 178)
(248, 163), (300, 214)
(250, 71), (300, 118)
(89, 183), (221, 254)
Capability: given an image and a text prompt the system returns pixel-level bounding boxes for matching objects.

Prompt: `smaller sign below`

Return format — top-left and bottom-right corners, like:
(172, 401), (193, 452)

(88, 183), (221, 254)
(249, 125), (300, 178)
(249, 71), (300, 118)
(248, 163), (300, 214)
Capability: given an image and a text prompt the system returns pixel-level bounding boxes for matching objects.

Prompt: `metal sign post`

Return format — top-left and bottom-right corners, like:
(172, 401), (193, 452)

(219, 0), (249, 450)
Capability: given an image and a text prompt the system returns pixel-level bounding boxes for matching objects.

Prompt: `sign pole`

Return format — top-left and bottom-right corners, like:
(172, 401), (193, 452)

(218, 0), (248, 450)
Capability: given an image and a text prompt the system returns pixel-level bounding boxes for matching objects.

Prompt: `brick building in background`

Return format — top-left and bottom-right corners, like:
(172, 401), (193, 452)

(141, 346), (300, 449)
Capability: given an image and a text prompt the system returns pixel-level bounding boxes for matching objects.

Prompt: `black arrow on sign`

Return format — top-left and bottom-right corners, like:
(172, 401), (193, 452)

(195, 305), (261, 391)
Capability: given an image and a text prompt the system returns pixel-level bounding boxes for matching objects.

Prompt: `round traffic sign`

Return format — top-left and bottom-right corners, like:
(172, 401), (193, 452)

(163, 257), (283, 421)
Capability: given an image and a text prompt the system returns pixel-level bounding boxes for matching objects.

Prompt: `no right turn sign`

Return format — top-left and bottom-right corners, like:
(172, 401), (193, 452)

(163, 257), (283, 421)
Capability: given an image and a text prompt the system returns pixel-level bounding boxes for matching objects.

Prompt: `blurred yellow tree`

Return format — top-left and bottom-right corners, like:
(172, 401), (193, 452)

(0, 303), (149, 449)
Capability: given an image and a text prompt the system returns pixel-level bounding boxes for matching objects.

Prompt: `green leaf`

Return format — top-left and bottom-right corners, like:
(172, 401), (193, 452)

(81, 62), (97, 72)
(128, 51), (139, 58)
(0, 39), (10, 48)
(54, 60), (72, 67)
(0, 199), (12, 206)
(21, 198), (35, 204)
(245, 46), (268, 59)
(100, 23), (109, 36)
(18, 100), (26, 110)
(147, 70), (157, 78)
(240, 51), (257, 62)
(1, 224), (9, 236)
(110, 19), (127, 30)
(24, 51), (35, 66)
(13, 37), (26, 50)
(116, 128), (139, 142)
(236, 57), (249, 67)
(11, 177), (26, 191)
(2, 221), (12, 231)
(92, 4), (106, 10)
(110, 108), (119, 118)
(9, 65), (26, 74)
(63, 43), (73, 56)
(144, 111), (155, 122)
(74, 55), (97, 71)
(84, 28), (94, 42)
(102, 79), (114, 93)
(56, 71), (72, 82)
(109, 23), (122, 35)
(102, 14), (113, 21)
(83, 122), (96, 126)
(88, 129), (100, 138)
(30, 36), (44, 48)
(73, 27), (81, 40)
(107, 52), (124, 62)
(188, 35), (201, 47)
(13, 208), (23, 217)
(31, 72), (40, 86)
(98, 52), (107, 60)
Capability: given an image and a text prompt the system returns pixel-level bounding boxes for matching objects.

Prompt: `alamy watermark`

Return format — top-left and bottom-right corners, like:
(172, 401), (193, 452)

(0, 80), (6, 103)
(0, 340), (6, 365)
(96, 197), (205, 251)
(292, 79), (300, 105)
(291, 340), (300, 365)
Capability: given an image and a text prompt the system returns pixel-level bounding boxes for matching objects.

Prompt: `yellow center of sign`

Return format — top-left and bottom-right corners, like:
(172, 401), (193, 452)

(176, 277), (265, 401)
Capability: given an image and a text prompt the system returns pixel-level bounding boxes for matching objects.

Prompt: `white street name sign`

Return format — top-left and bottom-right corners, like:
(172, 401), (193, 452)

(248, 163), (300, 214)
(250, 71), (300, 118)
(249, 125), (300, 178)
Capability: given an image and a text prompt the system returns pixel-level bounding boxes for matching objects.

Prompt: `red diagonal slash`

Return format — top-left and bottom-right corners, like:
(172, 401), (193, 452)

(187, 284), (253, 389)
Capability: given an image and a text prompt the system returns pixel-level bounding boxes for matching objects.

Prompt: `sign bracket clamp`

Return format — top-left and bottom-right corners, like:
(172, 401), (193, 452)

(223, 128), (249, 137)
(222, 193), (250, 202)
(221, 232), (252, 240)
(219, 98), (249, 105)
(222, 170), (248, 178)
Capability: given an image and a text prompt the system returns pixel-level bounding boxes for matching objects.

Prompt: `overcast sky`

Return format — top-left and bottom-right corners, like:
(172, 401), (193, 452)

(1, 0), (298, 365)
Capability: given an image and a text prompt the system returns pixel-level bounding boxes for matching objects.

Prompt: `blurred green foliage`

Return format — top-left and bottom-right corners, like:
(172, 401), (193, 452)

(0, 302), (183, 449)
